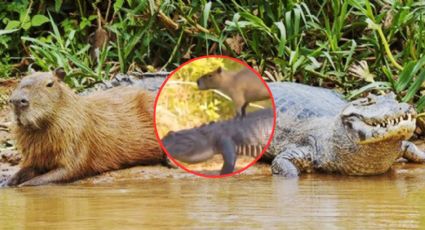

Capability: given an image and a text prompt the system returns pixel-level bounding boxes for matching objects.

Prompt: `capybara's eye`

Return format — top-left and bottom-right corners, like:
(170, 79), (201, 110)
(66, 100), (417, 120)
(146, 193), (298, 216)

(46, 81), (54, 87)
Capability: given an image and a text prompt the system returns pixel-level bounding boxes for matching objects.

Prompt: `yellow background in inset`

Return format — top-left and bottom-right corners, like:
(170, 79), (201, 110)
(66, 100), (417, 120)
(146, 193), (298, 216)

(156, 57), (272, 137)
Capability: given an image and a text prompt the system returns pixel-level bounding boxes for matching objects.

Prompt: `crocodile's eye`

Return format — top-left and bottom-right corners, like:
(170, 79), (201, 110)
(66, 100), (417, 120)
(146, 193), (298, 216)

(356, 97), (374, 106)
(364, 97), (375, 105)
(46, 81), (54, 87)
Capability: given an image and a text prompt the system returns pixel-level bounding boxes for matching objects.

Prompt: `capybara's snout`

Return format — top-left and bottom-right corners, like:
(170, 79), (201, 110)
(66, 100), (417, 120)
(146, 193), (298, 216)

(9, 92), (29, 110)
(197, 78), (206, 90)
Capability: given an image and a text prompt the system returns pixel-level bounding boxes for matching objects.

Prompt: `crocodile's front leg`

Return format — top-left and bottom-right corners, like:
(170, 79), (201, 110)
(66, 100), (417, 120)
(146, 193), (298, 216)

(217, 137), (237, 175)
(271, 144), (313, 178)
(401, 141), (425, 163)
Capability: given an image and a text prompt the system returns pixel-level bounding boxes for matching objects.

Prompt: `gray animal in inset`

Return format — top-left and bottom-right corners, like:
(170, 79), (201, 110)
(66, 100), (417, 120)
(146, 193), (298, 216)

(161, 108), (273, 174)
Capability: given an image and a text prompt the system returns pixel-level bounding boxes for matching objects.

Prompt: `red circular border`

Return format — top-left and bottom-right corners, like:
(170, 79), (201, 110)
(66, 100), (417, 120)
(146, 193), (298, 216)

(153, 55), (277, 178)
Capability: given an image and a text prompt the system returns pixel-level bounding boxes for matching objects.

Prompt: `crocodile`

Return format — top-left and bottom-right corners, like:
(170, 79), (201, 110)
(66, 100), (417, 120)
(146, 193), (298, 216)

(84, 76), (425, 177)
(161, 82), (425, 177)
(267, 82), (425, 177)
(79, 72), (170, 95)
(161, 108), (274, 174)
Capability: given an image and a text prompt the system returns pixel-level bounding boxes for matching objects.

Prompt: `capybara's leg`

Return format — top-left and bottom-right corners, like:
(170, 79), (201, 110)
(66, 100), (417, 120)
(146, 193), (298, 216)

(162, 155), (178, 169)
(18, 167), (70, 187)
(240, 102), (249, 118)
(232, 95), (245, 117)
(6, 167), (39, 186)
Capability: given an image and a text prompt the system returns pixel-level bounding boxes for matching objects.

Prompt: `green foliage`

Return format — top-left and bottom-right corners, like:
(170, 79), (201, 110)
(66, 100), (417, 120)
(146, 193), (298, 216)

(21, 13), (109, 90)
(0, 0), (424, 112)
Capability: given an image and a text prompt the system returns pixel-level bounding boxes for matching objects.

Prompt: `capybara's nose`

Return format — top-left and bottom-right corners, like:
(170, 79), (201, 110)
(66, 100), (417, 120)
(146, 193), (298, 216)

(10, 97), (29, 108)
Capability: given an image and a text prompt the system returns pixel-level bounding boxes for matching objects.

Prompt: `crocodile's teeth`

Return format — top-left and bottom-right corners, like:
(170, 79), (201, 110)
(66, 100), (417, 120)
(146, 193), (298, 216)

(377, 124), (381, 128)
(408, 114), (412, 120)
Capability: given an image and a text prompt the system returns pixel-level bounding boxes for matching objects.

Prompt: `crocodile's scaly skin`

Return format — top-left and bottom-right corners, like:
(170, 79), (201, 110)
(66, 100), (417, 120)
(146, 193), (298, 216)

(268, 82), (424, 177)
(79, 72), (169, 95)
(161, 108), (274, 174)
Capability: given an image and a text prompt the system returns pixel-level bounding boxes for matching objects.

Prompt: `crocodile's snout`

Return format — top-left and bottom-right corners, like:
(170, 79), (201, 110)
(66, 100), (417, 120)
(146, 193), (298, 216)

(342, 93), (417, 144)
(363, 102), (415, 128)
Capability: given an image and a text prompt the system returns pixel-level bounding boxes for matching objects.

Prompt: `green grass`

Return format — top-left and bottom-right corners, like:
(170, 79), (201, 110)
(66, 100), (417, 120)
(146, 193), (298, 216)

(0, 0), (424, 112)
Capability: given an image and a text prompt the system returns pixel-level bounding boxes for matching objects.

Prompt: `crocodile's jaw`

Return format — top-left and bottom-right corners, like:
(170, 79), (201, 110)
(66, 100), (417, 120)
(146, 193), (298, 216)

(345, 113), (416, 144)
(331, 126), (405, 175)
(330, 119), (409, 176)
(171, 147), (215, 164)
(161, 131), (215, 164)
(341, 92), (417, 144)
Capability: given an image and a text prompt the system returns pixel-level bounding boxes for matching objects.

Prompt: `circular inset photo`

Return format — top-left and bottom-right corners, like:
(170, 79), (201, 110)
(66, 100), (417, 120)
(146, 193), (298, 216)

(154, 55), (276, 177)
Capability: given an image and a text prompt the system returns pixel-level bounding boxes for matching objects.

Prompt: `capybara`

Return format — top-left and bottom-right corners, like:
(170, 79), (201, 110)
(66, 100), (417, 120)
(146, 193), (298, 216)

(6, 69), (164, 186)
(197, 67), (270, 117)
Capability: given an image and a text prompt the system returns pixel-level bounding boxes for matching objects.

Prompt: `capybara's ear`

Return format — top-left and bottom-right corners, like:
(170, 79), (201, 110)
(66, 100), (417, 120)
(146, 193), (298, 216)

(53, 68), (66, 81)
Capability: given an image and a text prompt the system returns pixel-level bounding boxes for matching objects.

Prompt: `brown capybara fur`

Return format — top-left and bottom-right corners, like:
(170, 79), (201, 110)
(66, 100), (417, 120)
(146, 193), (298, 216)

(6, 69), (163, 186)
(196, 67), (270, 117)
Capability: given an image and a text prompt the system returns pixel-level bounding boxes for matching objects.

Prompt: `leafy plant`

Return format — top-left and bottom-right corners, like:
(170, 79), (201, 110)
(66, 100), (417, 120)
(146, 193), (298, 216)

(0, 0), (424, 115)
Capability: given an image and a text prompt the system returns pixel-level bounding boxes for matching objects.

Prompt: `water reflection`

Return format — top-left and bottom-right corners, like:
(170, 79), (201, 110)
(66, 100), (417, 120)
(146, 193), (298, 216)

(1, 165), (425, 229)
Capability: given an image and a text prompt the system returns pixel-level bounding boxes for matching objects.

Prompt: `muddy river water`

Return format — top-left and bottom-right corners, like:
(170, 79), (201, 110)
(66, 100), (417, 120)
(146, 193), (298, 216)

(1, 163), (425, 229)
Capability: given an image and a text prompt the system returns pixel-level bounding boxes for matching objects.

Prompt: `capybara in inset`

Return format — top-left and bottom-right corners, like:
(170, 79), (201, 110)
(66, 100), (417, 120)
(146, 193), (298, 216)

(197, 67), (270, 117)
